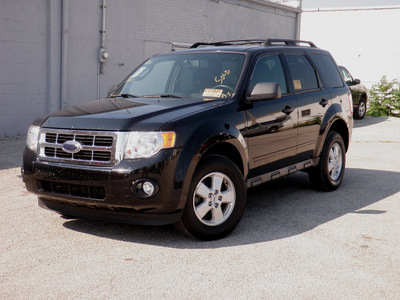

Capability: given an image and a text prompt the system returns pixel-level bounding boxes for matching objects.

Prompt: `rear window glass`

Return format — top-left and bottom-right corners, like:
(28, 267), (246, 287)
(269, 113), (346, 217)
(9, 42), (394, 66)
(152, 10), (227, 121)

(311, 54), (344, 88)
(286, 55), (318, 91)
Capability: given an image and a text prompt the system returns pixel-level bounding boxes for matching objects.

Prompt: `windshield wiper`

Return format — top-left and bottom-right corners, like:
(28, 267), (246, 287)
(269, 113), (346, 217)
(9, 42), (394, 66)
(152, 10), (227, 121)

(143, 94), (183, 99)
(109, 93), (138, 98)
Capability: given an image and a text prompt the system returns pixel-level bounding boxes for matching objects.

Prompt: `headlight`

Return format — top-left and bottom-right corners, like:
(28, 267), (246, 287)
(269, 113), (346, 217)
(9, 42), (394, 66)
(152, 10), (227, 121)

(26, 125), (40, 152)
(124, 131), (176, 159)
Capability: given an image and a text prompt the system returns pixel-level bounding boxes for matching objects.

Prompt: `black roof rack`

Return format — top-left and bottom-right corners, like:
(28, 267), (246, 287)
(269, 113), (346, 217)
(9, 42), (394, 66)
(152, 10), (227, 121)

(190, 39), (269, 48)
(266, 39), (317, 48)
(190, 39), (317, 49)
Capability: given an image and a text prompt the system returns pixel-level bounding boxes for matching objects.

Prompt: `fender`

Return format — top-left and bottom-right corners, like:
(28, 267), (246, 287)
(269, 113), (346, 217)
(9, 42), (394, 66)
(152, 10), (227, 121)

(314, 103), (351, 157)
(173, 121), (248, 210)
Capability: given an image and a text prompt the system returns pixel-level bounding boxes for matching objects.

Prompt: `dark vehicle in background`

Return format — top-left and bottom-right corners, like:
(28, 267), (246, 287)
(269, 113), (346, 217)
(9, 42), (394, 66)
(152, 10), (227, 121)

(22, 39), (353, 240)
(340, 66), (368, 119)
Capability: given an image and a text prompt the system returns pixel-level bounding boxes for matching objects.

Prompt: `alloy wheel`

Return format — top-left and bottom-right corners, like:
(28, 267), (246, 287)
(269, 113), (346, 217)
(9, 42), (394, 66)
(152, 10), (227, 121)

(193, 172), (236, 226)
(328, 142), (343, 181)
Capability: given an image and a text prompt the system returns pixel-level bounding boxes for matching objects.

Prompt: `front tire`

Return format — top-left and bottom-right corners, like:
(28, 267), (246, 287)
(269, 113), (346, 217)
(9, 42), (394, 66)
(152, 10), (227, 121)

(175, 155), (246, 240)
(309, 131), (346, 191)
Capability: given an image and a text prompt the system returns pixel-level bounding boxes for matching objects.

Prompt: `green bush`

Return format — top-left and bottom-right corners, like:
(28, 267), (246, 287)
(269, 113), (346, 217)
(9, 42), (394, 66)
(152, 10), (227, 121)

(367, 76), (400, 117)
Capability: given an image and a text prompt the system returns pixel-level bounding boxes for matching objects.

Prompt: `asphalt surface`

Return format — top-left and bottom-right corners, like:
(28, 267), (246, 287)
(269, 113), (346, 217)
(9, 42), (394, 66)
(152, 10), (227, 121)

(1, 116), (400, 299)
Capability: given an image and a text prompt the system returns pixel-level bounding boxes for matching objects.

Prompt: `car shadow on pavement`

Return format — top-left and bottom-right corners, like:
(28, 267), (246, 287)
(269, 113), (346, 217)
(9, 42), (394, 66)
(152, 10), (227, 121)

(353, 116), (388, 128)
(62, 167), (400, 248)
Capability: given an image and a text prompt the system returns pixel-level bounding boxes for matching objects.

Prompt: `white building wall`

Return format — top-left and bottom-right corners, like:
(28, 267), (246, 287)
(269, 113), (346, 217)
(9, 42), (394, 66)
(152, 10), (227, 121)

(301, 7), (400, 88)
(0, 0), (299, 137)
(0, 0), (48, 137)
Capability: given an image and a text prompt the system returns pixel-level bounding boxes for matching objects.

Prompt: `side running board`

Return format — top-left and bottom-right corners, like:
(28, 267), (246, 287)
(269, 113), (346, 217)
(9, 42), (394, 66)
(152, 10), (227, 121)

(247, 158), (320, 188)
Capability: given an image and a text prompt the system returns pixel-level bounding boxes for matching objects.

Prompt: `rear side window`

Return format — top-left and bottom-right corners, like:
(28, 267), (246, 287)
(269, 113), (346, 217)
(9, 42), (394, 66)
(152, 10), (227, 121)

(286, 55), (318, 91)
(311, 54), (344, 88)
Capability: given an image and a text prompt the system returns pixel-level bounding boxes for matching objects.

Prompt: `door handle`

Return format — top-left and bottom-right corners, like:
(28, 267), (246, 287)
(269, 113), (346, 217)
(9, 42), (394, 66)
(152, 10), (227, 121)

(282, 105), (294, 115)
(319, 98), (329, 107)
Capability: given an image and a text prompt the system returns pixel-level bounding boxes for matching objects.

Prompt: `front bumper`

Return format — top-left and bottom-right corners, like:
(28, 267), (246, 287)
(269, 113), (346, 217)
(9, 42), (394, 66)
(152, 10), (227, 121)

(22, 147), (185, 225)
(38, 197), (182, 226)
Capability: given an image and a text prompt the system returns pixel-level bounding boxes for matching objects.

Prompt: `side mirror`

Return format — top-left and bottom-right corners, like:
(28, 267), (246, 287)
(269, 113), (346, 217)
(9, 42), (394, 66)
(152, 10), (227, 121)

(247, 82), (281, 102)
(107, 84), (118, 96)
(353, 79), (361, 85)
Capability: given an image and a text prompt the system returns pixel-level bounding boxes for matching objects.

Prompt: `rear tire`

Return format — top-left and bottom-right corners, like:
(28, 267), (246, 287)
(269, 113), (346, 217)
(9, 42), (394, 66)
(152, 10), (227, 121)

(175, 155), (246, 240)
(309, 131), (346, 191)
(354, 97), (366, 119)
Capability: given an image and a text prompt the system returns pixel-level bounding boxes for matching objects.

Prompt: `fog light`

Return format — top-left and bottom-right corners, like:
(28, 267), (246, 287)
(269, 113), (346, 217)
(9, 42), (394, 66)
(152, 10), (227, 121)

(142, 181), (155, 196)
(133, 179), (159, 199)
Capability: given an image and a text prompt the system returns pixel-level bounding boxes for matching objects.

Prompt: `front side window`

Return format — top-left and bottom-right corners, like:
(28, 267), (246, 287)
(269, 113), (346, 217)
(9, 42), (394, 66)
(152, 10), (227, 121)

(286, 55), (319, 91)
(250, 55), (287, 94)
(118, 53), (245, 101)
(340, 66), (354, 85)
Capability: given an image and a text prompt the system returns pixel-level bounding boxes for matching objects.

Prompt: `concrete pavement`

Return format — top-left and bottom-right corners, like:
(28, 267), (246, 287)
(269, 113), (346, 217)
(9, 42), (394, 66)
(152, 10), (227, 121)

(1, 116), (399, 299)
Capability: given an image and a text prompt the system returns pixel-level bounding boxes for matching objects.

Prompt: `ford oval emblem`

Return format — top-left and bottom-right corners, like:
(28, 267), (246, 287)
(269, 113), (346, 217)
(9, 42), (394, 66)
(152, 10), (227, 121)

(62, 141), (82, 154)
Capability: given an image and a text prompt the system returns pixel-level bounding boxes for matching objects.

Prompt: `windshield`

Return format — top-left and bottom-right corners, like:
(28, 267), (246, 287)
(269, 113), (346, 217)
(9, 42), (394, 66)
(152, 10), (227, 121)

(116, 52), (245, 101)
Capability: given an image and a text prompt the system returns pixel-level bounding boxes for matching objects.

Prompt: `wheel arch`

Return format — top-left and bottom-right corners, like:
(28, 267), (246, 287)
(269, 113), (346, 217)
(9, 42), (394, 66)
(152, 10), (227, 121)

(329, 118), (350, 151)
(315, 104), (351, 157)
(200, 142), (245, 175)
(361, 92), (368, 101)
(174, 122), (248, 212)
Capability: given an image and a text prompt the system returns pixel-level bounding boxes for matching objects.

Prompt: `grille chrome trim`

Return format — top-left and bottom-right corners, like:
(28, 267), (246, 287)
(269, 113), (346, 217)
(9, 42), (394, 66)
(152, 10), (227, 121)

(38, 129), (121, 166)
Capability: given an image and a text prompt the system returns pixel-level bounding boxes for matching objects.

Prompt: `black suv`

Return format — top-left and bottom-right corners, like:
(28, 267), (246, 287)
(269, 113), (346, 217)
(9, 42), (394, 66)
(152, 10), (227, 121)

(22, 39), (353, 240)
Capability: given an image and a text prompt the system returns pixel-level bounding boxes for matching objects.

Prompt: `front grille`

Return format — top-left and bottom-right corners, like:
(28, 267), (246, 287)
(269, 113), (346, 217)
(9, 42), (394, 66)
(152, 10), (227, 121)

(40, 180), (106, 200)
(38, 129), (117, 166)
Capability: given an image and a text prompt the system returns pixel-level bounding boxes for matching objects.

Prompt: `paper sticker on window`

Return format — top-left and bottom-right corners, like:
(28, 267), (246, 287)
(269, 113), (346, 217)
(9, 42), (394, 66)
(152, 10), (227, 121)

(202, 88), (223, 98)
(293, 80), (302, 90)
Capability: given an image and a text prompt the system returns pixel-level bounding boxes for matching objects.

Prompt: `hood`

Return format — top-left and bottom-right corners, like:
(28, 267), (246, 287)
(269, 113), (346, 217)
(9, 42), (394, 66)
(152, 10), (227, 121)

(39, 98), (222, 131)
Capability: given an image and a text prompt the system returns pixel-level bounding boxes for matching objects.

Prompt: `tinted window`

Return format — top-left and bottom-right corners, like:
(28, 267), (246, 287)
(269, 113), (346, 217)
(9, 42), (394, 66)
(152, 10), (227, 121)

(311, 54), (344, 88)
(340, 66), (353, 84)
(250, 56), (287, 94)
(286, 55), (318, 91)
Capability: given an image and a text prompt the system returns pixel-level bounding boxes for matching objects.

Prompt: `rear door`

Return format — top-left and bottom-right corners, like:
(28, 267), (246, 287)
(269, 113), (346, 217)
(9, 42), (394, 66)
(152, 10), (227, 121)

(284, 53), (331, 161)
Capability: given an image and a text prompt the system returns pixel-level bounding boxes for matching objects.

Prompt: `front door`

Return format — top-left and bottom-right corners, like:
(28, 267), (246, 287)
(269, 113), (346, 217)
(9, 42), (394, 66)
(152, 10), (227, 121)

(244, 55), (298, 177)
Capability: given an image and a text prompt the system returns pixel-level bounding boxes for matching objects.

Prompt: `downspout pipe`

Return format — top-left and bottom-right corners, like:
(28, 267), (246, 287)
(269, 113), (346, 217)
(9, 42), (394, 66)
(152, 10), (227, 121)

(98, 0), (108, 99)
(100, 0), (106, 53)
(296, 0), (302, 40)
(60, 0), (69, 110)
